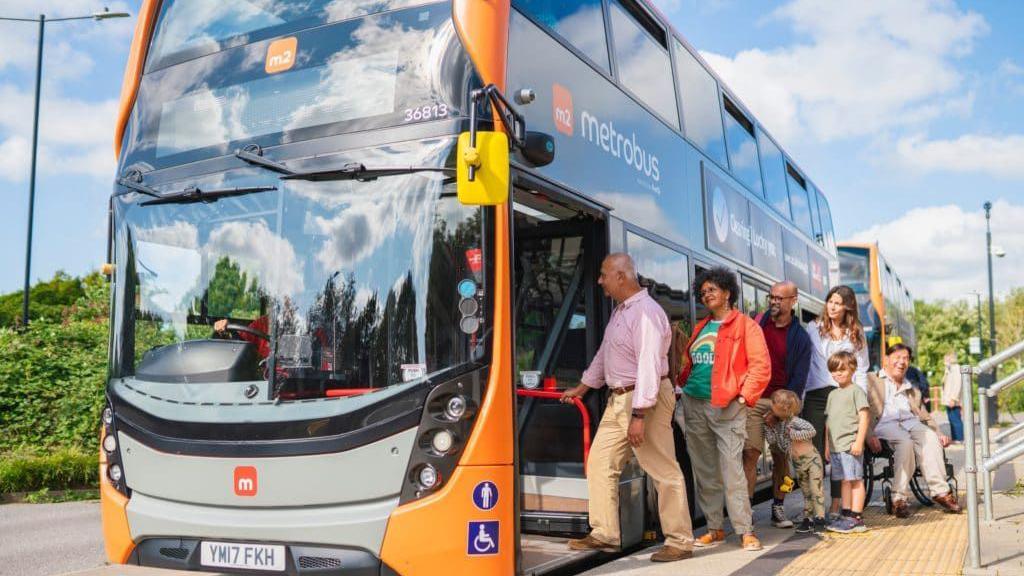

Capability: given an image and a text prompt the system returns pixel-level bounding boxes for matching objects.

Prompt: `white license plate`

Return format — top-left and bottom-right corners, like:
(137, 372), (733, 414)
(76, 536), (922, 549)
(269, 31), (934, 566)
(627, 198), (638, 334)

(200, 541), (286, 572)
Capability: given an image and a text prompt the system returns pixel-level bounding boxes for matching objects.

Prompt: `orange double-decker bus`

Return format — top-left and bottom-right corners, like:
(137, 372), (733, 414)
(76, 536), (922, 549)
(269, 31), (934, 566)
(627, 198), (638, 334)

(100, 1), (838, 574)
(837, 242), (916, 370)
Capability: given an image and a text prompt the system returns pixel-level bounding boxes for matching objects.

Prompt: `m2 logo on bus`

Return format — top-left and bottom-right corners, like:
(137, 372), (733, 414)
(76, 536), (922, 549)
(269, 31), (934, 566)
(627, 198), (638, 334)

(265, 37), (297, 74)
(552, 83), (574, 136)
(234, 466), (258, 496)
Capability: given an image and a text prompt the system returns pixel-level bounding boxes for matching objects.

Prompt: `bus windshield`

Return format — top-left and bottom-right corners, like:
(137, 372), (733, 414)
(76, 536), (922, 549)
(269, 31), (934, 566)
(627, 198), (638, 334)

(111, 140), (489, 405)
(122, 1), (476, 170)
(838, 247), (870, 293)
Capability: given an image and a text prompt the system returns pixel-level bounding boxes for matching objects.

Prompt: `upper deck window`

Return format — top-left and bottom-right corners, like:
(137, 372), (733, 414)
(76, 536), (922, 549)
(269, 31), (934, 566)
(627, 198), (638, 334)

(722, 96), (763, 196)
(672, 39), (727, 166)
(757, 130), (790, 218)
(786, 163), (814, 236)
(608, 0), (679, 128)
(815, 189), (835, 252)
(125, 5), (474, 170)
(148, 0), (435, 70)
(515, 0), (610, 72)
(808, 183), (823, 242)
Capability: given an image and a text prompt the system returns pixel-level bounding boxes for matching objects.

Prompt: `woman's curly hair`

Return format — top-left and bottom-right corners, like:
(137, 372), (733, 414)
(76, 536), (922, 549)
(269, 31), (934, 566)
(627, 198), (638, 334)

(692, 266), (739, 309)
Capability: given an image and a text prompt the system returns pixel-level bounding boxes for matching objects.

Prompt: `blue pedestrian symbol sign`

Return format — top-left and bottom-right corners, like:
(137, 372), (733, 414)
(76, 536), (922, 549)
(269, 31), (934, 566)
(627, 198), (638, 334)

(473, 481), (498, 511)
(467, 521), (499, 556)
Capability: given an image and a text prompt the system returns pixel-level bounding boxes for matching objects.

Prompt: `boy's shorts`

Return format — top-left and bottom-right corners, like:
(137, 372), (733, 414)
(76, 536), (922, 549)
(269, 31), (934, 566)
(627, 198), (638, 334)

(830, 451), (863, 481)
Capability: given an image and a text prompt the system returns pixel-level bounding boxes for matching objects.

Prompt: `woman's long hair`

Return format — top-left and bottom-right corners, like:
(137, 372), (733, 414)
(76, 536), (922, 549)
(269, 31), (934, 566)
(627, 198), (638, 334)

(817, 285), (865, 350)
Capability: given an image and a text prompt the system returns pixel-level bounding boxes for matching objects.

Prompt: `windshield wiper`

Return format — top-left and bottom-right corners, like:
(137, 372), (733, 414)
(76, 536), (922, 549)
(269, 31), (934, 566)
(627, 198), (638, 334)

(116, 176), (162, 198)
(280, 162), (454, 182)
(140, 185), (278, 206)
(235, 145), (295, 175)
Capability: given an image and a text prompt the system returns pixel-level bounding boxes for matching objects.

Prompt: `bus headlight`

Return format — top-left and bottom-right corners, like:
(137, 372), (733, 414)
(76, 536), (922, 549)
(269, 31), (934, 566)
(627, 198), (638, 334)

(431, 430), (455, 454)
(444, 395), (467, 420)
(109, 463), (123, 484)
(417, 464), (439, 490)
(102, 407), (113, 425)
(103, 434), (117, 454)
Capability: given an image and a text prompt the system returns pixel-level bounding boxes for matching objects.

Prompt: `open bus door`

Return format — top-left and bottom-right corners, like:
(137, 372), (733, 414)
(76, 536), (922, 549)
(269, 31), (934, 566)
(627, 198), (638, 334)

(510, 186), (647, 574)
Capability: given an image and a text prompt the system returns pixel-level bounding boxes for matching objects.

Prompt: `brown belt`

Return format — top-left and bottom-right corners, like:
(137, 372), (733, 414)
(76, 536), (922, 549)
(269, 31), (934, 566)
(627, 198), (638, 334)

(610, 384), (636, 395)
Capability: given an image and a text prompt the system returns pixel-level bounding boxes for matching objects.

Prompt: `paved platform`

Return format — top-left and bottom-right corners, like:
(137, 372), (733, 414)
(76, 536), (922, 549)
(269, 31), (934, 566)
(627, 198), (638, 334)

(584, 416), (1024, 576)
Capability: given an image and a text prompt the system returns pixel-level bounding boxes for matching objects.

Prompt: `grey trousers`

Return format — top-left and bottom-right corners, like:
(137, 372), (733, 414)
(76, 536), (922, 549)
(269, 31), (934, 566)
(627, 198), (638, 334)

(681, 393), (753, 535)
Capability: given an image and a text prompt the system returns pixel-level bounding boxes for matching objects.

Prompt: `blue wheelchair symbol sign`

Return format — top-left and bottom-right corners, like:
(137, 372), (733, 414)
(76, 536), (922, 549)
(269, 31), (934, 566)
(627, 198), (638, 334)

(467, 521), (499, 556)
(472, 481), (498, 511)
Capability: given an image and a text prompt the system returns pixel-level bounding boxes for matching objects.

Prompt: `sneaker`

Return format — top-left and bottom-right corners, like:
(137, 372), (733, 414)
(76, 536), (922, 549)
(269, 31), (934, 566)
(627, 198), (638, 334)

(795, 518), (814, 533)
(771, 504), (794, 528)
(567, 534), (618, 552)
(848, 517), (868, 533)
(826, 512), (842, 524)
(741, 533), (763, 551)
(813, 517), (829, 533)
(826, 517), (856, 534)
(693, 529), (726, 548)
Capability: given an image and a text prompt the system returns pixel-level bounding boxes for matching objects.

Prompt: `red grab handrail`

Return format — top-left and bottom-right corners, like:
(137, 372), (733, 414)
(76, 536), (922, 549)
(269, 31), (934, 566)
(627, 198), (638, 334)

(516, 388), (592, 468)
(325, 388), (376, 397)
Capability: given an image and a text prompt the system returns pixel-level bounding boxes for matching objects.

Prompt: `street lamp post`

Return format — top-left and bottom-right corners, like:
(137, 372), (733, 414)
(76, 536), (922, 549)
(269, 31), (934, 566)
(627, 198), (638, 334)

(2, 8), (130, 327)
(981, 201), (1003, 426)
(971, 291), (984, 359)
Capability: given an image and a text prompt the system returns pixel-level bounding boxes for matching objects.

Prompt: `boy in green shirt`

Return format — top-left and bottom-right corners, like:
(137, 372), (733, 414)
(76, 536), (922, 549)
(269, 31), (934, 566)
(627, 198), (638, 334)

(824, 350), (871, 533)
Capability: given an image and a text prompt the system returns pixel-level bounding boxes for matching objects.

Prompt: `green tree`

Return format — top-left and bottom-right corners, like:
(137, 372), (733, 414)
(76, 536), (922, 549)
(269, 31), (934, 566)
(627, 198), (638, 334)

(913, 299), (974, 381)
(0, 271), (85, 327)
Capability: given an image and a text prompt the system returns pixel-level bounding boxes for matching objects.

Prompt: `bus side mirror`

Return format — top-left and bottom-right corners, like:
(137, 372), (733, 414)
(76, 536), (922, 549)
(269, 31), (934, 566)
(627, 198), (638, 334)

(520, 131), (555, 167)
(457, 131), (509, 206)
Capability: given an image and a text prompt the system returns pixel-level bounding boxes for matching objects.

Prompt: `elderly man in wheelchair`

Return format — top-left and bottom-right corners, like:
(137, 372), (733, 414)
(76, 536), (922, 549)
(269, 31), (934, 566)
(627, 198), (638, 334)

(864, 343), (962, 518)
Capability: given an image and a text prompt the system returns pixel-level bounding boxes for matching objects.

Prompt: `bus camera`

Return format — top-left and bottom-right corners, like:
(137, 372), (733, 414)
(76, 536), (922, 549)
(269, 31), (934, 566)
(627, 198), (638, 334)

(520, 131), (555, 168)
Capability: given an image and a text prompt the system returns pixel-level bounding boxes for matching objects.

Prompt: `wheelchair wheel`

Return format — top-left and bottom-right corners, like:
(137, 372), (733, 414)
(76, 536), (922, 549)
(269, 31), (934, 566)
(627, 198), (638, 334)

(910, 475), (933, 506)
(864, 453), (879, 503)
(883, 484), (893, 515)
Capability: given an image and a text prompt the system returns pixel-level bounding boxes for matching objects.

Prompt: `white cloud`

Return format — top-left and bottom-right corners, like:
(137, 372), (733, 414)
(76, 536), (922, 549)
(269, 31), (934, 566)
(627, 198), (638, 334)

(848, 201), (1024, 301)
(698, 0), (987, 143)
(0, 2), (134, 183)
(895, 134), (1024, 179)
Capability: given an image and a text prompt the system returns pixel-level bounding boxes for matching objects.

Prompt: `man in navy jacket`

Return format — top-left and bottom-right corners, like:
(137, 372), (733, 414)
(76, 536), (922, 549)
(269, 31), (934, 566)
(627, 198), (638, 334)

(743, 281), (812, 528)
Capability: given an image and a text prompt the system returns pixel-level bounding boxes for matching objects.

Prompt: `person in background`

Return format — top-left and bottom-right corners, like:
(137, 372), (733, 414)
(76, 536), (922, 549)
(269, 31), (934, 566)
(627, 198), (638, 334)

(905, 347), (932, 411)
(763, 389), (824, 534)
(746, 280), (812, 529)
(678, 266), (770, 552)
(941, 351), (964, 444)
(803, 285), (870, 520)
(561, 254), (693, 563)
(824, 351), (871, 533)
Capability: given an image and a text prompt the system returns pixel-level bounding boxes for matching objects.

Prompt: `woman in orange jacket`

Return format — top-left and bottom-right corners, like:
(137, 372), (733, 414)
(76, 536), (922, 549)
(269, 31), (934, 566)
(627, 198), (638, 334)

(677, 266), (770, 551)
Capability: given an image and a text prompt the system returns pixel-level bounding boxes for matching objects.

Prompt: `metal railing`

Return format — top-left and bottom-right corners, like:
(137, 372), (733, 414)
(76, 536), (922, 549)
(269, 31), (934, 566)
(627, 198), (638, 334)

(964, 339), (1024, 569)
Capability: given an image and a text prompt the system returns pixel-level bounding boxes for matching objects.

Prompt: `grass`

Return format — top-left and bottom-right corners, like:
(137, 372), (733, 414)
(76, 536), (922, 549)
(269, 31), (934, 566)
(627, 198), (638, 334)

(21, 487), (100, 504)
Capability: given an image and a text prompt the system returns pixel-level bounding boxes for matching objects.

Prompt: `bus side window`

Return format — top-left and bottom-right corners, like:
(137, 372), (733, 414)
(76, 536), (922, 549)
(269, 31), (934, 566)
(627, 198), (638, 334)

(626, 232), (690, 382)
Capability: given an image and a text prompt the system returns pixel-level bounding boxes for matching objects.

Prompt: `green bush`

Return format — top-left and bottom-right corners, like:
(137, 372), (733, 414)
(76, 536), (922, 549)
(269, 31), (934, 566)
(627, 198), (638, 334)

(0, 273), (110, 452)
(0, 449), (98, 493)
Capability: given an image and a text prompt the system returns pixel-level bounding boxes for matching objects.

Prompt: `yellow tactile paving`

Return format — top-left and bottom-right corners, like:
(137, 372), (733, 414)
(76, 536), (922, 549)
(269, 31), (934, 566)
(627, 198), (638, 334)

(776, 506), (967, 576)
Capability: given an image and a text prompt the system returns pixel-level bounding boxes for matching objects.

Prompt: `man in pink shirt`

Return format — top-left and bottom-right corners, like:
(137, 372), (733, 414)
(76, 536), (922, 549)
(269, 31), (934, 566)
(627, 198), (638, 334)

(560, 253), (693, 563)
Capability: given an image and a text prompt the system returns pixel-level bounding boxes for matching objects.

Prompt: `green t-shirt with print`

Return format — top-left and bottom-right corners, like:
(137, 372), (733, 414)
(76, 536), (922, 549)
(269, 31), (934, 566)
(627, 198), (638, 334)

(684, 320), (720, 400)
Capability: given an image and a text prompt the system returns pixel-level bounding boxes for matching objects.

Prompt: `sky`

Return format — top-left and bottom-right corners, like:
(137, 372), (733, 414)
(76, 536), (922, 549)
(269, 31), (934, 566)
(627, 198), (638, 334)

(0, 0), (1021, 303)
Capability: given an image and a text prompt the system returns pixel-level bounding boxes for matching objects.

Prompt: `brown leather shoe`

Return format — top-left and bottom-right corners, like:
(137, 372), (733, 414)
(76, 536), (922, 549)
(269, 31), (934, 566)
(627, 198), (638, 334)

(742, 533), (763, 551)
(933, 492), (963, 514)
(693, 529), (726, 548)
(651, 545), (693, 562)
(567, 534), (618, 552)
(892, 499), (911, 518)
